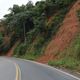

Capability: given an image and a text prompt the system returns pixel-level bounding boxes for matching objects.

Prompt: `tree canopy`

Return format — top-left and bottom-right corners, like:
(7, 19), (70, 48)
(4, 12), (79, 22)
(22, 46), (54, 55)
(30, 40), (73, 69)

(3, 0), (76, 41)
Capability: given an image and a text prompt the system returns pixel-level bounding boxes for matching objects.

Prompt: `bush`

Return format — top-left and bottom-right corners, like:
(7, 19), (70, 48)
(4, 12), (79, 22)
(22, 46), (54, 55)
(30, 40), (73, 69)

(21, 53), (38, 60)
(15, 43), (27, 56)
(2, 45), (10, 53)
(10, 34), (18, 47)
(19, 44), (27, 55)
(46, 8), (68, 39)
(0, 32), (3, 45)
(45, 0), (76, 17)
(48, 57), (80, 70)
(26, 29), (38, 43)
(34, 36), (45, 49)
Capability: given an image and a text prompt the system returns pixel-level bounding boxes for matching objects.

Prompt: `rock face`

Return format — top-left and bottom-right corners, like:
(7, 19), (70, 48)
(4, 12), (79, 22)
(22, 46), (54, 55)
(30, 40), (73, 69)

(37, 0), (80, 63)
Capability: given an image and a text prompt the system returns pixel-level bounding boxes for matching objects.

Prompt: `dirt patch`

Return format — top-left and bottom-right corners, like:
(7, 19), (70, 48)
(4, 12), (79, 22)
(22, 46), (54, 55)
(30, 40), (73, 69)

(6, 41), (20, 57)
(37, 0), (80, 63)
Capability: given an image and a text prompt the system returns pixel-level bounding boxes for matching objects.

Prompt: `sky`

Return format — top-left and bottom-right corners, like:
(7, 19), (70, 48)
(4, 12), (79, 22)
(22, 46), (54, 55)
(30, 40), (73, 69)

(0, 0), (41, 19)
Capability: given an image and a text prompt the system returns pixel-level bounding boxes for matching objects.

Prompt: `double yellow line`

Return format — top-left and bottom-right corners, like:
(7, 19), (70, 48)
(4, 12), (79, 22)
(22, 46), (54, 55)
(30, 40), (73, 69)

(4, 59), (21, 80)
(14, 63), (21, 80)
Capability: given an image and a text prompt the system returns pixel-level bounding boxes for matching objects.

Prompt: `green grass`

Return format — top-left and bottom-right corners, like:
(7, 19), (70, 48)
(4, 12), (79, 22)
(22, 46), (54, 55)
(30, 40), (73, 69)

(21, 53), (40, 60)
(48, 32), (80, 71)
(14, 40), (43, 60)
(48, 57), (80, 70)
(14, 51), (41, 60)
(48, 11), (80, 71)
(59, 33), (80, 59)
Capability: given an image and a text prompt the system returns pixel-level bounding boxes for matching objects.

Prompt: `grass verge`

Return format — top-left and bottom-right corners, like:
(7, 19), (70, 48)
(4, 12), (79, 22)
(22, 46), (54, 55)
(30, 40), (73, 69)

(48, 57), (80, 70)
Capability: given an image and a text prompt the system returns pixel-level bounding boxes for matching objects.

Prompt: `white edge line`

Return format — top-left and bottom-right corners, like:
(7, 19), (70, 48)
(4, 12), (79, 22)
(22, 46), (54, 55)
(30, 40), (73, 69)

(15, 57), (80, 80)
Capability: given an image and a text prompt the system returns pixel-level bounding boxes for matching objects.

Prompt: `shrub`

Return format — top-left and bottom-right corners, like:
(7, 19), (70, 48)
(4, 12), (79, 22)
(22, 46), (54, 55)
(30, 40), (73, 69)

(15, 43), (27, 56)
(19, 44), (26, 55)
(0, 32), (3, 45)
(48, 57), (80, 70)
(34, 36), (45, 49)
(2, 45), (10, 53)
(46, 8), (68, 39)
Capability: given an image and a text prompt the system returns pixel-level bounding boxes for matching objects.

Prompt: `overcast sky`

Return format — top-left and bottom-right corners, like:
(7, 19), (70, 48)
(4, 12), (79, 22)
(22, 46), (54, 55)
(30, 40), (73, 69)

(0, 0), (41, 19)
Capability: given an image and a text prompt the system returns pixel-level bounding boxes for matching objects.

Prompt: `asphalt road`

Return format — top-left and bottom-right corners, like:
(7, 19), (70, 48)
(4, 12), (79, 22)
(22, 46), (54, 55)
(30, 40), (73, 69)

(0, 57), (80, 80)
(0, 58), (16, 80)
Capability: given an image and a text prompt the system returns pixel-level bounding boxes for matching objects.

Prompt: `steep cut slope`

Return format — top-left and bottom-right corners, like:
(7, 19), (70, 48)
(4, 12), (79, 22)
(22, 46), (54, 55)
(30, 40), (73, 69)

(6, 41), (20, 57)
(38, 0), (80, 63)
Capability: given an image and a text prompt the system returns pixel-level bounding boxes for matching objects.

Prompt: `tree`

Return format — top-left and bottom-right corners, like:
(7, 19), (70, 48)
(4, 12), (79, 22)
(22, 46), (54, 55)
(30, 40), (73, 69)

(0, 32), (3, 45)
(34, 1), (46, 17)
(26, 1), (34, 11)
(9, 5), (20, 15)
(3, 0), (76, 42)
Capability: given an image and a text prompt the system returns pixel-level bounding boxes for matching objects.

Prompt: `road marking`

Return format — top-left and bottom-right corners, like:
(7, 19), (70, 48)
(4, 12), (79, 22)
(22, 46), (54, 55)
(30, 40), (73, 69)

(15, 63), (19, 80)
(8, 60), (21, 80)
(4, 59), (21, 80)
(16, 58), (80, 80)
(14, 63), (21, 80)
(18, 63), (21, 80)
(0, 58), (21, 80)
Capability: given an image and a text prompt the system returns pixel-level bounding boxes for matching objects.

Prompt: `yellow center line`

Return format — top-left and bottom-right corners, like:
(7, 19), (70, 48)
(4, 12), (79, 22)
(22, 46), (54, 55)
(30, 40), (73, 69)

(0, 59), (21, 80)
(14, 62), (21, 80)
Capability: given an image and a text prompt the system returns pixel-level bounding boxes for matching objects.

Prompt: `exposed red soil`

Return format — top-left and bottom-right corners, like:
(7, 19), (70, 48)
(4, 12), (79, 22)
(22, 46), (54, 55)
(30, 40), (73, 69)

(37, 0), (80, 63)
(6, 41), (20, 57)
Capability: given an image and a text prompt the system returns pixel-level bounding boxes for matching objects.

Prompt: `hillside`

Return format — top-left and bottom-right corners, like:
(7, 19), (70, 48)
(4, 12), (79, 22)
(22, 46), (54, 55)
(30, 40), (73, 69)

(38, 0), (80, 63)
(0, 0), (80, 72)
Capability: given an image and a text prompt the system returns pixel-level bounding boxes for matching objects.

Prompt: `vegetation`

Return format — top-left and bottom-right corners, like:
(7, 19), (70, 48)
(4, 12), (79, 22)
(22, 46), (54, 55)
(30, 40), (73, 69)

(48, 28), (80, 71)
(0, 32), (3, 45)
(48, 8), (80, 70)
(48, 9), (80, 72)
(0, 0), (80, 73)
(0, 0), (77, 59)
(48, 57), (80, 70)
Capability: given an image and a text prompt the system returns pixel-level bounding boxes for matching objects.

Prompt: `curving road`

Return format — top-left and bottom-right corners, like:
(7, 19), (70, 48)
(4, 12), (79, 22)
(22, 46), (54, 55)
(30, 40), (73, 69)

(0, 57), (80, 80)
(0, 58), (16, 80)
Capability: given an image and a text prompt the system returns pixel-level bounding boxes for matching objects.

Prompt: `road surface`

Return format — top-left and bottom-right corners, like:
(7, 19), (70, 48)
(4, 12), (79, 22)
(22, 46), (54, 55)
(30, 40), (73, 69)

(0, 57), (80, 80)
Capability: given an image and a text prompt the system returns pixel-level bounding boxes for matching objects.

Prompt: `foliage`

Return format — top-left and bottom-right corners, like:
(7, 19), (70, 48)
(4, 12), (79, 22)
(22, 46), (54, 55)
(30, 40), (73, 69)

(3, 1), (34, 40)
(14, 43), (27, 56)
(3, 0), (76, 39)
(48, 1), (80, 71)
(45, 0), (76, 17)
(58, 10), (80, 60)
(18, 43), (27, 56)
(2, 0), (76, 56)
(48, 57), (80, 70)
(45, 8), (68, 40)
(1, 45), (10, 53)
(0, 32), (3, 45)
(48, 30), (80, 70)
(14, 42), (42, 60)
